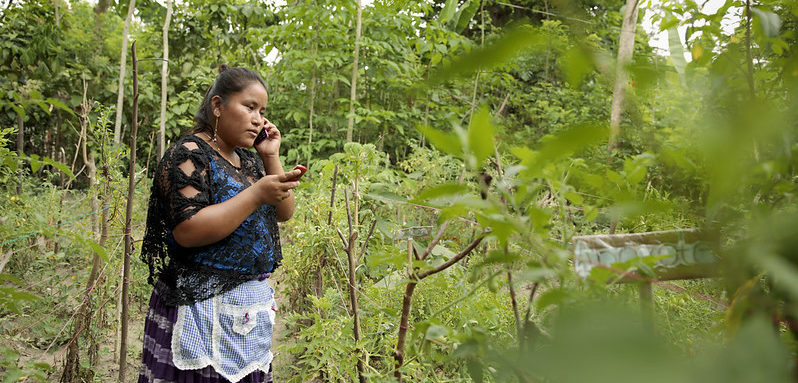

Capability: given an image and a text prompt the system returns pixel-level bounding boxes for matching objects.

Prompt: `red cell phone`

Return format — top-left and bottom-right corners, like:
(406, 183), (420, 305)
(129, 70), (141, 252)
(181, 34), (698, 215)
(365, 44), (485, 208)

(288, 165), (307, 182)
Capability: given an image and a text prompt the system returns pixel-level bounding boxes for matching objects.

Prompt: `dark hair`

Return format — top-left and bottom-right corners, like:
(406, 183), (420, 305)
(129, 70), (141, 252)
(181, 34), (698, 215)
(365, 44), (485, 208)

(192, 65), (268, 135)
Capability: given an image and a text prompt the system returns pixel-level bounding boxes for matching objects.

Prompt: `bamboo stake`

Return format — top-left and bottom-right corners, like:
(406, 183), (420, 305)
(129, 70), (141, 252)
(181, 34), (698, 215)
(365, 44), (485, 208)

(118, 41), (139, 382)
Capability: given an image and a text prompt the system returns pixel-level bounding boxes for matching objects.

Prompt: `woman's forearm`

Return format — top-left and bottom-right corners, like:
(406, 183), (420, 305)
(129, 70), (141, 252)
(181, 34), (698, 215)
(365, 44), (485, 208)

(172, 186), (263, 247)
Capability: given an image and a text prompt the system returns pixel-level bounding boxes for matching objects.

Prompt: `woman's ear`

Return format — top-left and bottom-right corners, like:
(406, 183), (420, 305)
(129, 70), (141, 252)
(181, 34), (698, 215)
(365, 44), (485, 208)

(211, 95), (222, 116)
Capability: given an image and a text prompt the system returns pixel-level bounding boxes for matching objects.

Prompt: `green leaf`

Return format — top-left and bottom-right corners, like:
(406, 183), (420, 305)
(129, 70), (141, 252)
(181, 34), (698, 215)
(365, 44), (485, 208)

(29, 154), (42, 173)
(415, 183), (469, 203)
(668, 28), (687, 75)
(467, 105), (494, 169)
(522, 124), (608, 176)
(564, 191), (584, 205)
(45, 97), (77, 117)
(438, 0), (459, 25)
(466, 358), (484, 383)
(417, 125), (463, 157)
(10, 104), (25, 120)
(80, 235), (109, 262)
(757, 255), (798, 298)
(0, 273), (23, 285)
(429, 23), (544, 85)
(606, 200), (671, 221)
(454, 0), (479, 33)
(751, 8), (781, 38)
(536, 288), (570, 311)
(42, 156), (76, 179)
(425, 324), (449, 340)
(560, 45), (594, 87)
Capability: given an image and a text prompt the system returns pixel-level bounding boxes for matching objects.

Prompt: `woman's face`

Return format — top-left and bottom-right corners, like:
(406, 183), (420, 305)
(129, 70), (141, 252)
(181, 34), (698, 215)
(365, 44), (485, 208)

(214, 82), (269, 148)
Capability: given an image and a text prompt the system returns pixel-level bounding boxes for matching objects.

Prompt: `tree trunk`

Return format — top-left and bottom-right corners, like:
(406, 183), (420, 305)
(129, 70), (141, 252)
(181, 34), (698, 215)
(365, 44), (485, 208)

(158, 0), (172, 158)
(307, 43), (316, 170)
(53, 0), (59, 26)
(393, 281), (417, 382)
(345, 228), (366, 383)
(744, 0), (755, 96)
(118, 41), (139, 383)
(346, 0), (362, 142)
(315, 165), (339, 301)
(113, 0), (137, 144)
(393, 234), (485, 381)
(16, 111), (23, 194)
(94, 0), (111, 14)
(608, 0), (640, 150)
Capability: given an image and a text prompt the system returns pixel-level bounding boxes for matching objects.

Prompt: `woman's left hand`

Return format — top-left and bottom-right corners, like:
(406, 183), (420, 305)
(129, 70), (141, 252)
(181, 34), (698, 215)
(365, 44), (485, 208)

(254, 119), (281, 157)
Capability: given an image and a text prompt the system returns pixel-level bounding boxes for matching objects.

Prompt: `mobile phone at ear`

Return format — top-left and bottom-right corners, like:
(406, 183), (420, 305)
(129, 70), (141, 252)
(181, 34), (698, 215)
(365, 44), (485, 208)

(254, 128), (269, 145)
(288, 165), (307, 182)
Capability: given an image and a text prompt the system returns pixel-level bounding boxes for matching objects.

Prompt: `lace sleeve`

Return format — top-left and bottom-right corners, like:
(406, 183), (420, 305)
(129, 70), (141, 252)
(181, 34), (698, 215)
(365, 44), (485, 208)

(159, 140), (212, 227)
(141, 138), (212, 287)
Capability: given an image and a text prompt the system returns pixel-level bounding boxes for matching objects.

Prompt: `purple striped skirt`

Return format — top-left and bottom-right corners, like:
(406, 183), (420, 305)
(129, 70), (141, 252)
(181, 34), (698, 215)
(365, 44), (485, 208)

(138, 284), (273, 383)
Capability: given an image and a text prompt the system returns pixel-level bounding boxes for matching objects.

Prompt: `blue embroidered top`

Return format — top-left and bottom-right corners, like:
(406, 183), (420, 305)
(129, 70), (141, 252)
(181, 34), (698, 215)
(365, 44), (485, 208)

(142, 135), (282, 306)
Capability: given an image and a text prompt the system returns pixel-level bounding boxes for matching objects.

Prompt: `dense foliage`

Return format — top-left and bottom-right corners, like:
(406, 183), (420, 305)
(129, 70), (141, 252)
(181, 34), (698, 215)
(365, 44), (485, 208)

(1, 0), (797, 381)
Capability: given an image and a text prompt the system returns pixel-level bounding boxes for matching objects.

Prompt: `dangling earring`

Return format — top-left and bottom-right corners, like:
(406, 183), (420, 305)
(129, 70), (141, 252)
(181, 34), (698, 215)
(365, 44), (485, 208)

(213, 115), (219, 142)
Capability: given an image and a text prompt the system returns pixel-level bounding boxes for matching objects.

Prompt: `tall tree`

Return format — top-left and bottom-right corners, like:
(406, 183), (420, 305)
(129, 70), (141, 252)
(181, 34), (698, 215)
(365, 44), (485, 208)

(346, 0), (363, 142)
(113, 0), (137, 144)
(608, 0), (640, 150)
(158, 0), (173, 158)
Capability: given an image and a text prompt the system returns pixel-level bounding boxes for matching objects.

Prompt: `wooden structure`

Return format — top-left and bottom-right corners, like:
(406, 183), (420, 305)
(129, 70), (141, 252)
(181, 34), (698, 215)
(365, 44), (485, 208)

(572, 229), (720, 328)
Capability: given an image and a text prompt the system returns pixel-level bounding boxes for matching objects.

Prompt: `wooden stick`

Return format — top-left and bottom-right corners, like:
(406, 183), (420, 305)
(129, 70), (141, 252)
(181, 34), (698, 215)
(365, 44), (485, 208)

(118, 40), (139, 383)
(356, 220), (377, 264)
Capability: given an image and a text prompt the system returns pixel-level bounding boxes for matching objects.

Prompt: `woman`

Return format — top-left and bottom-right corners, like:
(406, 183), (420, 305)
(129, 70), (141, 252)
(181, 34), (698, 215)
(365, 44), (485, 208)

(138, 65), (301, 383)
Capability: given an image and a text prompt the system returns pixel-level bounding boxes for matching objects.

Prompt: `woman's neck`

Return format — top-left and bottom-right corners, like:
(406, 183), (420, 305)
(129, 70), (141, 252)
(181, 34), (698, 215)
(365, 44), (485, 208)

(199, 133), (239, 166)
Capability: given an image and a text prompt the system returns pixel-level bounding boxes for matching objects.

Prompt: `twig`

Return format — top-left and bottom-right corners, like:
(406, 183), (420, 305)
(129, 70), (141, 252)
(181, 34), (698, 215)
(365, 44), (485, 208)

(356, 220), (377, 264)
(416, 233), (486, 279)
(420, 220), (450, 261)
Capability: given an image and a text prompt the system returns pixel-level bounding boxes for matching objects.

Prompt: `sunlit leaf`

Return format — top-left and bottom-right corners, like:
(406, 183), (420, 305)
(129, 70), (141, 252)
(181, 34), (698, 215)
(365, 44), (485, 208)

(668, 28), (687, 75)
(425, 324), (449, 340)
(751, 8), (781, 38)
(454, 0), (479, 33)
(417, 124), (463, 157)
(521, 124), (608, 176)
(467, 105), (494, 168)
(45, 97), (76, 117)
(418, 183), (469, 201)
(429, 23), (544, 84)
(560, 45), (594, 87)
(438, 0), (459, 25)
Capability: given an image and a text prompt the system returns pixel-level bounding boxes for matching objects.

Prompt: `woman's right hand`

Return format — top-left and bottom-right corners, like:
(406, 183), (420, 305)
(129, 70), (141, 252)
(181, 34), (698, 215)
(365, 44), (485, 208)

(254, 168), (302, 205)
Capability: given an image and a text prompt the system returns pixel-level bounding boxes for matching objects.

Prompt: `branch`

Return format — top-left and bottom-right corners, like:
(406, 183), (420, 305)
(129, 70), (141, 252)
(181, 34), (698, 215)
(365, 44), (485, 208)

(356, 220), (377, 264)
(337, 227), (348, 250)
(420, 220), (450, 261)
(327, 164), (338, 226)
(416, 234), (486, 280)
(345, 189), (353, 236)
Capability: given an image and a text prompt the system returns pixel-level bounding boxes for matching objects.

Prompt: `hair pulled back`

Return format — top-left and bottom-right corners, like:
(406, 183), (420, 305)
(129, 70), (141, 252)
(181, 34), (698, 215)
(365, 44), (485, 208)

(192, 65), (268, 135)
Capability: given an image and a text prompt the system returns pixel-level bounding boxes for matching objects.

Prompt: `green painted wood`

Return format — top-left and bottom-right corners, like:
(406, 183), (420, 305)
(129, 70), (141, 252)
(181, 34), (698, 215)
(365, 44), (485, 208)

(572, 229), (719, 282)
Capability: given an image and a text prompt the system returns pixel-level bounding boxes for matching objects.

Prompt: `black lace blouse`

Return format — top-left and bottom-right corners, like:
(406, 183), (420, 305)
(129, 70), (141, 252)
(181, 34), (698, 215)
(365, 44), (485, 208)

(141, 135), (282, 306)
